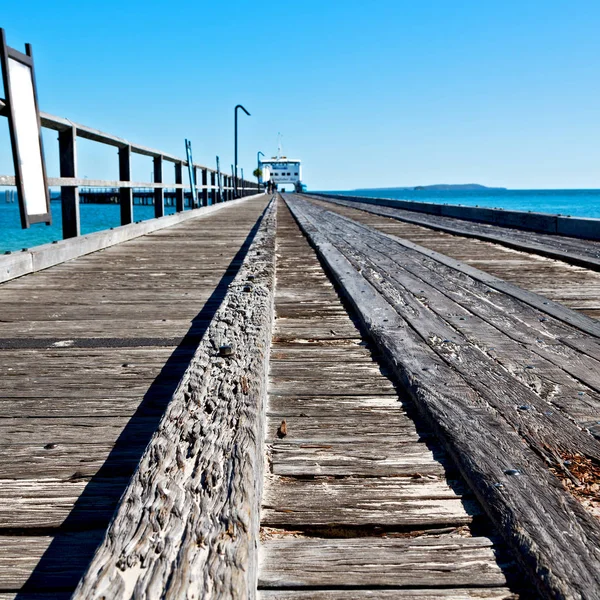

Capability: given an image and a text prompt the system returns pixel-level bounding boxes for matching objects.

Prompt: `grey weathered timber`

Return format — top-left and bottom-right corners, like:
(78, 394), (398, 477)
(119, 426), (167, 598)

(259, 537), (513, 589)
(0, 195), (271, 595)
(260, 200), (519, 597)
(261, 477), (477, 528)
(286, 196), (600, 600)
(72, 199), (277, 599)
(258, 591), (518, 600)
(0, 194), (264, 283)
(270, 440), (447, 477)
(304, 195), (600, 337)
(0, 478), (129, 529)
(310, 193), (600, 256)
(307, 195), (600, 320)
(303, 207), (600, 442)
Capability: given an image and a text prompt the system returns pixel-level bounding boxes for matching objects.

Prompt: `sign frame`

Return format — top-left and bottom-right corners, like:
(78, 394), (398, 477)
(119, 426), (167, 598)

(0, 28), (51, 228)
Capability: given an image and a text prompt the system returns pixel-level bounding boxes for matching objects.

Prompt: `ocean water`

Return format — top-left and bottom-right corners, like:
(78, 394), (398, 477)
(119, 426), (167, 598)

(2, 189), (600, 253)
(0, 201), (178, 253)
(332, 188), (600, 219)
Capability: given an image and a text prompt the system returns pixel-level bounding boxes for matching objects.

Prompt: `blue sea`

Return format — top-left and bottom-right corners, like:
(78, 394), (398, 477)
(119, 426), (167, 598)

(2, 189), (600, 253)
(0, 201), (178, 253)
(332, 189), (600, 218)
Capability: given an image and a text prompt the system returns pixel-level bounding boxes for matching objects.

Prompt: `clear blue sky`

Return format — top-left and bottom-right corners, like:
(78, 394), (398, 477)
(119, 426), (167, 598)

(2, 0), (600, 190)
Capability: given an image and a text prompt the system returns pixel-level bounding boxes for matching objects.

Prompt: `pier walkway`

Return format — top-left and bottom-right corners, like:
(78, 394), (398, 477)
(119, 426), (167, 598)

(305, 194), (600, 320)
(0, 192), (599, 598)
(0, 194), (270, 595)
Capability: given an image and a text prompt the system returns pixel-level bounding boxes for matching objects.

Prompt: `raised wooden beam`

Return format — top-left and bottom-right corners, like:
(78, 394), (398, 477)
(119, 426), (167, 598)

(286, 196), (600, 600)
(72, 199), (276, 599)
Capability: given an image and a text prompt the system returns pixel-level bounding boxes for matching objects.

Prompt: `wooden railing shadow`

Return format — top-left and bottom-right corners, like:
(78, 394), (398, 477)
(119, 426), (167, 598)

(16, 211), (266, 596)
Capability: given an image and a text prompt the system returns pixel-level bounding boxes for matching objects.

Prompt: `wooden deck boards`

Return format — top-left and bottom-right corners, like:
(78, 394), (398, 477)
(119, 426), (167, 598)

(0, 195), (270, 595)
(287, 195), (600, 598)
(259, 200), (521, 598)
(308, 195), (600, 319)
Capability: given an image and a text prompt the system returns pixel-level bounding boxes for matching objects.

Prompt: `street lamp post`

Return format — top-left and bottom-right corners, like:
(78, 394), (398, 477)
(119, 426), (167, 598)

(234, 104), (250, 198)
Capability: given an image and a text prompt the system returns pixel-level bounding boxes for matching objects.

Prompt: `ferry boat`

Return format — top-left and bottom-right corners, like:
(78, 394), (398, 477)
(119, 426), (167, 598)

(259, 146), (304, 192)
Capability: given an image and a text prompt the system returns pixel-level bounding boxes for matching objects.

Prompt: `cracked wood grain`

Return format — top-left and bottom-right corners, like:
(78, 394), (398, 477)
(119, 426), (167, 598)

(286, 196), (600, 600)
(72, 198), (277, 600)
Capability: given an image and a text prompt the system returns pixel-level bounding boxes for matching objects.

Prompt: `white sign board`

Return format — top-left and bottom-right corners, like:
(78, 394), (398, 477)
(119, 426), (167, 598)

(1, 31), (51, 227)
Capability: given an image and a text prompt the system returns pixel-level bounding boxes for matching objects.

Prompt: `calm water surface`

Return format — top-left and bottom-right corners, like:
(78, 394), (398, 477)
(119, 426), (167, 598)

(332, 189), (600, 219)
(2, 189), (600, 253)
(0, 201), (177, 253)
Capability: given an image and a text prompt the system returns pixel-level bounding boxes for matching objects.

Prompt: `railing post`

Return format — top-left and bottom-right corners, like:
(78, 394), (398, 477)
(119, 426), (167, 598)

(193, 166), (198, 208)
(58, 126), (80, 238)
(154, 156), (164, 218)
(175, 161), (184, 212)
(202, 169), (208, 207)
(210, 172), (215, 205)
(119, 145), (133, 225)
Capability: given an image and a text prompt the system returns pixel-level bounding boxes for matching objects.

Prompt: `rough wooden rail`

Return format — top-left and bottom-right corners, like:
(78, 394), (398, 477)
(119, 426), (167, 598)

(73, 198), (277, 599)
(286, 196), (600, 600)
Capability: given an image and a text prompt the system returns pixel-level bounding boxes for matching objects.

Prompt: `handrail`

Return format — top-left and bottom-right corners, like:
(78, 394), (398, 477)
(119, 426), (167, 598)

(0, 99), (261, 239)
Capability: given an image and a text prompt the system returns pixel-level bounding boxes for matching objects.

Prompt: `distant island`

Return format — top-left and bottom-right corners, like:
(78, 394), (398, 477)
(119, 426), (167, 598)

(413, 184), (507, 191)
(352, 184), (507, 192)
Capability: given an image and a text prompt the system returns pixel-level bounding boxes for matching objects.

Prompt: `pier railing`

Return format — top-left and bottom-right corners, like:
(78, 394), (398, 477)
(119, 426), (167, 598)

(0, 100), (261, 239)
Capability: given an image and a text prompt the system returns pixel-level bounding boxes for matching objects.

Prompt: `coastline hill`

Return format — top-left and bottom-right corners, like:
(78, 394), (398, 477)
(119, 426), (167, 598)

(352, 184), (507, 192)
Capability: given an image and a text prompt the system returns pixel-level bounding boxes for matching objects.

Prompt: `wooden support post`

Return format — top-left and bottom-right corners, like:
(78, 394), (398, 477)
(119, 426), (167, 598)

(119, 145), (133, 225)
(175, 161), (184, 212)
(210, 172), (216, 205)
(193, 166), (198, 208)
(153, 156), (164, 218)
(202, 169), (208, 207)
(58, 126), (80, 239)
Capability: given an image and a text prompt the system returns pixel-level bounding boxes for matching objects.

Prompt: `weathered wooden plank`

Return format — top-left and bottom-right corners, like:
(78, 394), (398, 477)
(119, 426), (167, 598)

(310, 194), (600, 272)
(262, 476), (476, 528)
(310, 196), (600, 336)
(0, 531), (105, 590)
(0, 417), (162, 446)
(0, 478), (128, 529)
(0, 443), (146, 480)
(265, 413), (423, 443)
(327, 228), (600, 448)
(258, 536), (513, 589)
(270, 440), (447, 477)
(73, 199), (277, 600)
(258, 590), (518, 599)
(287, 196), (600, 600)
(298, 200), (600, 453)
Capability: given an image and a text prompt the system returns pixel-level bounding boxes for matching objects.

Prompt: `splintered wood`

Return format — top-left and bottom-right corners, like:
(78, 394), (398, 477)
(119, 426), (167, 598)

(73, 199), (277, 599)
(0, 195), (271, 598)
(287, 195), (600, 600)
(258, 199), (520, 599)
(310, 195), (600, 320)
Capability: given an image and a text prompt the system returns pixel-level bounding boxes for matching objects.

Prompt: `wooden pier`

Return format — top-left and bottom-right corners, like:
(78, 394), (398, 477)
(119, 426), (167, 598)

(1, 191), (600, 598)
